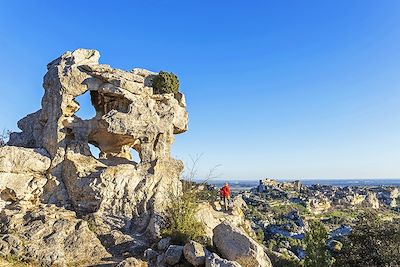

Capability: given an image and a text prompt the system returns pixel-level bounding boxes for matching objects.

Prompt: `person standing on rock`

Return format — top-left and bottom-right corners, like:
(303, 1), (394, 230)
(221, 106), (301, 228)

(220, 183), (231, 211)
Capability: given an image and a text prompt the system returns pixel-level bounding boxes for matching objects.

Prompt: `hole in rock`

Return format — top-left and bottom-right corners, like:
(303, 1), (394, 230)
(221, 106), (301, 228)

(75, 90), (96, 120)
(130, 148), (141, 163)
(90, 91), (132, 116)
(0, 188), (17, 202)
(89, 143), (100, 159)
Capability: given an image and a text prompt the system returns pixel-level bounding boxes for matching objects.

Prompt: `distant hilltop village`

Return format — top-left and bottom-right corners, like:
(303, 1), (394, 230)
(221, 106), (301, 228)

(250, 178), (399, 214)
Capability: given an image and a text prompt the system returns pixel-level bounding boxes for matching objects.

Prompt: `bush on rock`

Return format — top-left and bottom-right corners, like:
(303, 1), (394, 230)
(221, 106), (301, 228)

(153, 71), (180, 94)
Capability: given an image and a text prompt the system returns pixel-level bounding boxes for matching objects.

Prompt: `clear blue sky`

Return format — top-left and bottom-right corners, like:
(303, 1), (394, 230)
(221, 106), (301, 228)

(1, 1), (399, 179)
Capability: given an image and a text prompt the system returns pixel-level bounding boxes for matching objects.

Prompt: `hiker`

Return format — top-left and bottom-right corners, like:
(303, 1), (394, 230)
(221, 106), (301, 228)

(220, 182), (231, 211)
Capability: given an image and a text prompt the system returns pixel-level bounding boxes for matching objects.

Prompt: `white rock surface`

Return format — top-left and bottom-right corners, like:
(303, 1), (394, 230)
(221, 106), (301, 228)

(206, 252), (242, 267)
(0, 204), (110, 266)
(0, 146), (50, 208)
(183, 240), (207, 266)
(213, 222), (272, 267)
(117, 257), (148, 267)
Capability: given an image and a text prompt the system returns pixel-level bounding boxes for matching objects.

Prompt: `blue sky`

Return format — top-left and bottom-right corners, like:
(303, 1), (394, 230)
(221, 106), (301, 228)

(0, 1), (399, 179)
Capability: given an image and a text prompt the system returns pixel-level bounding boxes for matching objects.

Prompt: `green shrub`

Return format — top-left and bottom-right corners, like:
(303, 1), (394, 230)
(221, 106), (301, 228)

(334, 211), (400, 267)
(304, 220), (335, 267)
(256, 228), (265, 243)
(162, 189), (206, 245)
(153, 71), (180, 94)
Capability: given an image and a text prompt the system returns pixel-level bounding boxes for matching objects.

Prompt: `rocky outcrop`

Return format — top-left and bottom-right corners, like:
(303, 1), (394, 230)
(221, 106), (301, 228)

(365, 191), (380, 209)
(213, 222), (272, 267)
(1, 49), (188, 265)
(0, 204), (110, 266)
(0, 146), (50, 209)
(196, 196), (248, 239)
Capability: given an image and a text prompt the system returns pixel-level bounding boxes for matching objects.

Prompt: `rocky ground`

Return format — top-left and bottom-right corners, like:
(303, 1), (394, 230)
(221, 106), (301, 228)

(234, 179), (400, 265)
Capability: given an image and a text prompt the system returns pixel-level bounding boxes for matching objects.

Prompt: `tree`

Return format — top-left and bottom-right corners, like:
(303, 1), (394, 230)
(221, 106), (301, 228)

(334, 211), (400, 267)
(0, 129), (11, 147)
(304, 220), (334, 267)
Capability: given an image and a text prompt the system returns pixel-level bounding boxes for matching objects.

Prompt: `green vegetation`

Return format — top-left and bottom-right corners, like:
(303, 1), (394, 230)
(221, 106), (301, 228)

(153, 71), (180, 94)
(255, 228), (265, 243)
(334, 211), (400, 267)
(162, 187), (206, 245)
(304, 221), (334, 267)
(268, 201), (310, 217)
(316, 209), (359, 225)
(195, 185), (219, 203)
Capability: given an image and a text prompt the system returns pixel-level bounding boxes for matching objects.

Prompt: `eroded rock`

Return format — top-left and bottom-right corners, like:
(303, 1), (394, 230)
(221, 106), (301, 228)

(0, 204), (110, 266)
(0, 146), (50, 208)
(1, 48), (189, 265)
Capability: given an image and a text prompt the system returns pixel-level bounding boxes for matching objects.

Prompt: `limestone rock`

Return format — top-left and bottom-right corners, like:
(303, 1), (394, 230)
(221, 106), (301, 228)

(0, 204), (110, 266)
(117, 257), (148, 267)
(205, 253), (242, 267)
(0, 146), (50, 208)
(2, 48), (189, 264)
(6, 48), (187, 240)
(158, 237), (171, 251)
(183, 240), (207, 266)
(144, 248), (159, 262)
(213, 222), (272, 267)
(366, 191), (380, 209)
(196, 199), (246, 240)
(0, 146), (50, 174)
(165, 245), (184, 265)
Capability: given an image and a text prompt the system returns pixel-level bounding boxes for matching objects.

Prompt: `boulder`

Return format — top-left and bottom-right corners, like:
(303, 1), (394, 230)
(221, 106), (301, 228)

(196, 201), (246, 240)
(165, 245), (184, 265)
(205, 253), (242, 267)
(183, 240), (207, 266)
(144, 248), (159, 262)
(158, 237), (171, 251)
(213, 222), (272, 267)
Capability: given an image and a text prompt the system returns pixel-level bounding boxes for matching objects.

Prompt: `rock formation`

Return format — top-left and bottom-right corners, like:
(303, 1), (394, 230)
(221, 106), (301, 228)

(0, 49), (188, 265)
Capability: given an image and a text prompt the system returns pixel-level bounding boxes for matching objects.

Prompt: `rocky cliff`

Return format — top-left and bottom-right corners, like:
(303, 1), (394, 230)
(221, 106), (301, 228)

(0, 49), (188, 266)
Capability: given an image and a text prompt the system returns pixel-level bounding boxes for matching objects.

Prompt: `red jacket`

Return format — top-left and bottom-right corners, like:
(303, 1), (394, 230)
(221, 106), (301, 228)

(221, 185), (231, 197)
